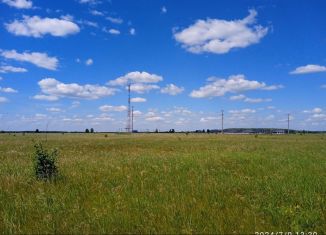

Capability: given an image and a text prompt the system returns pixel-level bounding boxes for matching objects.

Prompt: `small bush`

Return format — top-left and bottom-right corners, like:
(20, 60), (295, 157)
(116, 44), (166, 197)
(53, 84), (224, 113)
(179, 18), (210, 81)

(33, 143), (58, 180)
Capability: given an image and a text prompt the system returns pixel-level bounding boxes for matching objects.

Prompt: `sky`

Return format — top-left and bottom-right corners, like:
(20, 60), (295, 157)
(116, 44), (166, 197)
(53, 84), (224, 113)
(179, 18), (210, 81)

(0, 0), (326, 132)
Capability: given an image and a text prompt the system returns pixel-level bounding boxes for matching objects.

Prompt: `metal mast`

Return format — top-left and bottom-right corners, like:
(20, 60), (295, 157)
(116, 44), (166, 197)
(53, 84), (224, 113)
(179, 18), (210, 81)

(126, 83), (131, 133)
(287, 113), (290, 134)
(221, 109), (224, 134)
(131, 106), (134, 133)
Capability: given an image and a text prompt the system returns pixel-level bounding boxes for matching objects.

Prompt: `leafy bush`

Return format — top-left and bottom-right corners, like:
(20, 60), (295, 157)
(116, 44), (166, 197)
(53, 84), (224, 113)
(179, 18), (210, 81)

(33, 143), (58, 180)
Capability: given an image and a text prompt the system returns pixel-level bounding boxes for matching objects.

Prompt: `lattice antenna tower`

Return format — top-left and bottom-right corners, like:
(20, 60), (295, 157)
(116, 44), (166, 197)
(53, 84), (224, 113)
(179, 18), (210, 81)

(126, 83), (132, 133)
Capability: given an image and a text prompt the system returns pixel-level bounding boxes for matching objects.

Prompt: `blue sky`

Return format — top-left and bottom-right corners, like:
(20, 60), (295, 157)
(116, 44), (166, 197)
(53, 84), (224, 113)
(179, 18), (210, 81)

(0, 0), (326, 131)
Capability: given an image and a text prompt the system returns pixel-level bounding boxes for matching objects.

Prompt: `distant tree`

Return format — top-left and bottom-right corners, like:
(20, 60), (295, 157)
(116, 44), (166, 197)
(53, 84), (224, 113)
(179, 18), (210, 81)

(202, 129), (205, 133)
(85, 128), (90, 133)
(155, 128), (159, 133)
(35, 129), (40, 133)
(207, 129), (210, 133)
(90, 128), (94, 133)
(169, 129), (175, 133)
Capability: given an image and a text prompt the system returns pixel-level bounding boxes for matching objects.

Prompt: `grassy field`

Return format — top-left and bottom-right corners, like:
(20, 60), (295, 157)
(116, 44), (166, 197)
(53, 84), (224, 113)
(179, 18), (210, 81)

(0, 133), (325, 234)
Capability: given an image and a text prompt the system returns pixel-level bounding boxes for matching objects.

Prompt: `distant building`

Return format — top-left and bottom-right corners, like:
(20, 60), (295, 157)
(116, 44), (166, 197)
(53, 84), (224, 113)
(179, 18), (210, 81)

(272, 129), (285, 134)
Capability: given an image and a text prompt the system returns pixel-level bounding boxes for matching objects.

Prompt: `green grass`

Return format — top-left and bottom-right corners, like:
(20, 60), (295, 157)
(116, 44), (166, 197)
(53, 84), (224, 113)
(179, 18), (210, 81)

(0, 133), (325, 234)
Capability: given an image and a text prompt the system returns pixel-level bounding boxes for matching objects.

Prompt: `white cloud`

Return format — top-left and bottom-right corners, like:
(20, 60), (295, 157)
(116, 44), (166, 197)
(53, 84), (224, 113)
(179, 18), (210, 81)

(290, 64), (326, 75)
(80, 20), (98, 28)
(0, 65), (27, 73)
(1, 50), (58, 70)
(229, 109), (256, 114)
(90, 10), (104, 16)
(46, 107), (61, 112)
(129, 28), (136, 35)
(85, 58), (93, 66)
(174, 9), (268, 54)
(244, 97), (272, 103)
(99, 105), (127, 112)
(103, 27), (120, 35)
(230, 94), (271, 103)
(107, 28), (120, 35)
(303, 107), (322, 114)
(161, 6), (167, 14)
(37, 78), (117, 100)
(230, 94), (246, 101)
(133, 110), (142, 116)
(79, 0), (100, 4)
(0, 97), (8, 103)
(106, 16), (123, 24)
(160, 84), (184, 95)
(146, 116), (164, 121)
(131, 97), (146, 103)
(108, 71), (163, 86)
(1, 0), (32, 9)
(0, 87), (18, 93)
(321, 85), (326, 89)
(130, 83), (160, 94)
(200, 116), (218, 123)
(33, 94), (59, 101)
(5, 16), (80, 37)
(190, 74), (281, 98)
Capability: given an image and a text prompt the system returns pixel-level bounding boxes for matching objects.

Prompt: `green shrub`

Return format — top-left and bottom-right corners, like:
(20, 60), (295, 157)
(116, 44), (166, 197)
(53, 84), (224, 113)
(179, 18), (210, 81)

(33, 143), (58, 180)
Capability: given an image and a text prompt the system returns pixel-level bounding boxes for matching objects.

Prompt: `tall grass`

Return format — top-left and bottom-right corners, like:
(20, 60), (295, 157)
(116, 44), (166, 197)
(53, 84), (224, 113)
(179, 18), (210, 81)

(0, 133), (325, 234)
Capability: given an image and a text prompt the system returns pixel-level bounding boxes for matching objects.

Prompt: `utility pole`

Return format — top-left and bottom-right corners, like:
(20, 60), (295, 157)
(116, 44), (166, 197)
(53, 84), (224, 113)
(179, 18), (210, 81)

(287, 113), (290, 134)
(221, 109), (224, 134)
(126, 83), (131, 133)
(131, 106), (134, 133)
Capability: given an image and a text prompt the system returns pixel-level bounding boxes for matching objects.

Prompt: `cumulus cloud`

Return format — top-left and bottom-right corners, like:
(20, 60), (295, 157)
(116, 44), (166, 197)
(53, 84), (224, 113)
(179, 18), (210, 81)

(36, 78), (116, 100)
(79, 0), (100, 4)
(244, 97), (272, 103)
(200, 116), (218, 123)
(5, 16), (80, 37)
(103, 28), (120, 35)
(0, 97), (8, 103)
(131, 97), (146, 103)
(80, 20), (98, 28)
(229, 94), (246, 101)
(174, 9), (268, 54)
(33, 94), (59, 101)
(229, 109), (256, 114)
(129, 28), (136, 35)
(160, 84), (184, 95)
(1, 0), (32, 9)
(46, 107), (61, 112)
(106, 16), (123, 24)
(0, 65), (27, 73)
(230, 94), (271, 103)
(0, 87), (18, 93)
(90, 10), (104, 16)
(1, 50), (58, 70)
(190, 74), (282, 98)
(145, 111), (165, 122)
(109, 71), (163, 86)
(85, 58), (93, 66)
(290, 64), (326, 74)
(130, 83), (160, 94)
(303, 107), (323, 114)
(99, 105), (127, 112)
